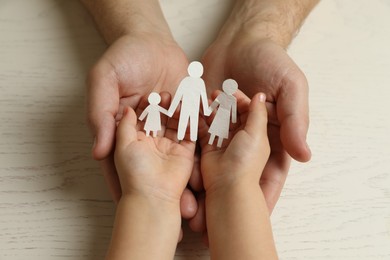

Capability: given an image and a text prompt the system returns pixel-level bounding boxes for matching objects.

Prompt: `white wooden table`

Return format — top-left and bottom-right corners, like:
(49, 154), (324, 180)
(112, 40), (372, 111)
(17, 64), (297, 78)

(1, 1), (389, 259)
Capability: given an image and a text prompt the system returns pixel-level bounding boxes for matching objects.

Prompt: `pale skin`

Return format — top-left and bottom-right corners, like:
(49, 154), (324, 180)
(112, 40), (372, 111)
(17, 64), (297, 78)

(199, 92), (277, 259)
(81, 0), (319, 232)
(80, 0), (198, 221)
(199, 0), (319, 214)
(108, 92), (277, 259)
(107, 96), (195, 259)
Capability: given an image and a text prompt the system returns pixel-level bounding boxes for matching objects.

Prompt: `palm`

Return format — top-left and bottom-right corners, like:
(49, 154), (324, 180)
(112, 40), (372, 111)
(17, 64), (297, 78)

(198, 92), (264, 191)
(117, 130), (195, 201)
(202, 38), (309, 211)
(90, 34), (189, 120)
(88, 33), (190, 202)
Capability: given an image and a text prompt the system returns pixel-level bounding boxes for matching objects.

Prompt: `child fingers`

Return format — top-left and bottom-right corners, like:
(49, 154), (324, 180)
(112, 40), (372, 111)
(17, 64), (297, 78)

(244, 93), (268, 143)
(135, 95), (149, 117)
(160, 91), (171, 126)
(160, 91), (171, 109)
(116, 106), (138, 149)
(211, 90), (221, 100)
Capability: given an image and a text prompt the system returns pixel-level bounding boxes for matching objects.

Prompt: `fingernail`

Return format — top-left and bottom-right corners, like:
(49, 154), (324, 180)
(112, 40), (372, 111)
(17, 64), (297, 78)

(259, 93), (266, 103)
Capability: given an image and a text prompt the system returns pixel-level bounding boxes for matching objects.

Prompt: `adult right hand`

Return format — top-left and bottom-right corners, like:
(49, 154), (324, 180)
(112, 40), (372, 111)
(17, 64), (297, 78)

(186, 0), (319, 235)
(88, 32), (187, 195)
(81, 0), (200, 232)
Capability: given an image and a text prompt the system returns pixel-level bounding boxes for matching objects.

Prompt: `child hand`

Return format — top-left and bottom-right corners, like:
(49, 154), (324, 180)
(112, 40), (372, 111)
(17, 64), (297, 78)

(114, 98), (195, 204)
(199, 92), (270, 194)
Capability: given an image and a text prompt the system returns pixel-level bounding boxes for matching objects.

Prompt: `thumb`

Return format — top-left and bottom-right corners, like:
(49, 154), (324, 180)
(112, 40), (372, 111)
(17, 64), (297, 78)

(89, 112), (117, 160)
(277, 75), (311, 162)
(87, 65), (119, 160)
(244, 93), (269, 143)
(116, 107), (138, 150)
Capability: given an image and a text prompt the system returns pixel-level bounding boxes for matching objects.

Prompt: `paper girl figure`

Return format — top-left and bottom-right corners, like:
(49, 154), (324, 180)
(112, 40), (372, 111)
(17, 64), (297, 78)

(139, 92), (169, 137)
(208, 79), (238, 147)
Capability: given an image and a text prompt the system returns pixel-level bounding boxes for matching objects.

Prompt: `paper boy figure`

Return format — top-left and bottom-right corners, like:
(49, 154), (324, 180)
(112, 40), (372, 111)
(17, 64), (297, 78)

(208, 79), (238, 147)
(168, 61), (210, 141)
(139, 92), (169, 137)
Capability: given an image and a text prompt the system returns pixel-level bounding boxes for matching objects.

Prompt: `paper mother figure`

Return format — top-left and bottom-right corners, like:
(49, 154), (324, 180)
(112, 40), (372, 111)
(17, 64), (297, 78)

(208, 79), (238, 147)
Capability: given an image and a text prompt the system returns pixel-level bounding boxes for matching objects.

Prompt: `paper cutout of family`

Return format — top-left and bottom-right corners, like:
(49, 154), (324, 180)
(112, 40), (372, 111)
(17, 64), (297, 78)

(167, 61), (210, 141)
(208, 79), (238, 147)
(138, 61), (239, 147)
(138, 92), (169, 137)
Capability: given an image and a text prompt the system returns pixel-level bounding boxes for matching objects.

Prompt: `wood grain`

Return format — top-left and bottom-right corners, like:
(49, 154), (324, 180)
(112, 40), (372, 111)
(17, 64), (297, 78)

(0, 0), (389, 259)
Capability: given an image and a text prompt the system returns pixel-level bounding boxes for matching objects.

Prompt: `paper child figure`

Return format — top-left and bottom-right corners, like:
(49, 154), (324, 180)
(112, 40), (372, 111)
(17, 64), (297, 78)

(139, 92), (169, 137)
(208, 79), (238, 148)
(168, 61), (210, 141)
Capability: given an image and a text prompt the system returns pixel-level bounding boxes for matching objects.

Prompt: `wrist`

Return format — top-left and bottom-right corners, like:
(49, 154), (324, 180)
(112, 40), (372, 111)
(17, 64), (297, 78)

(204, 174), (276, 259)
(107, 193), (181, 259)
(82, 0), (173, 44)
(205, 180), (270, 223)
(218, 0), (318, 48)
(119, 192), (181, 218)
(117, 10), (173, 44)
(205, 176), (260, 204)
(202, 164), (261, 197)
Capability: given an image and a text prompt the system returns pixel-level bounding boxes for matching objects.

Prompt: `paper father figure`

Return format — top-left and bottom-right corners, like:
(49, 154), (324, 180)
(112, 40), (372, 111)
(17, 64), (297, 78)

(168, 61), (210, 141)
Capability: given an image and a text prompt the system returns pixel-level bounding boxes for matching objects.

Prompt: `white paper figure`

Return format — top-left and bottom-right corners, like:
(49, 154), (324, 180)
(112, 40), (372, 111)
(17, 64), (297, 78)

(208, 79), (238, 147)
(139, 92), (169, 137)
(168, 61), (210, 141)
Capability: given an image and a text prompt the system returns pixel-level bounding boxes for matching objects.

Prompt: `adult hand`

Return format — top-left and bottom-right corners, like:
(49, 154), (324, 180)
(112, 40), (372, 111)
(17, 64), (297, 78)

(202, 36), (310, 210)
(192, 1), (318, 227)
(82, 0), (199, 220)
(87, 32), (203, 222)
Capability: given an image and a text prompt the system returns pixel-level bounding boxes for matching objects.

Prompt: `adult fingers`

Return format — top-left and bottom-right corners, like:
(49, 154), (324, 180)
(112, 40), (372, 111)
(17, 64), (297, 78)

(260, 116), (291, 213)
(277, 71), (311, 162)
(260, 150), (291, 214)
(188, 150), (203, 192)
(100, 156), (121, 204)
(87, 64), (119, 160)
(160, 91), (171, 122)
(188, 193), (206, 232)
(180, 188), (198, 219)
